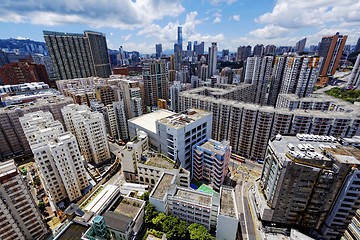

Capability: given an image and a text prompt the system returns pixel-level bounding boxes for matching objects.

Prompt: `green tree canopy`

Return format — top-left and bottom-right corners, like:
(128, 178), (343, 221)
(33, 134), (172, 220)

(188, 223), (212, 240)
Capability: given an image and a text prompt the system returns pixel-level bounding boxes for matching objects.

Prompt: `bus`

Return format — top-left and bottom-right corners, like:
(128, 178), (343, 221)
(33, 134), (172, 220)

(231, 154), (246, 163)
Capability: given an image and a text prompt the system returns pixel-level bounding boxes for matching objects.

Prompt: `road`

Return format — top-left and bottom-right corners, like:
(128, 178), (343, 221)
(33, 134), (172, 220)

(230, 160), (263, 240)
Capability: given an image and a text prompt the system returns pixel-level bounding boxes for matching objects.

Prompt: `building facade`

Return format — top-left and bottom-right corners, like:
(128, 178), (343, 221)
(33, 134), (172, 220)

(192, 139), (231, 191)
(0, 160), (47, 240)
(20, 111), (89, 204)
(62, 104), (111, 164)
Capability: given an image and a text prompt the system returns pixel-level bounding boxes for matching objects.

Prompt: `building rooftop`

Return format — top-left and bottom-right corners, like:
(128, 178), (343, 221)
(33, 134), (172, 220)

(139, 153), (175, 169)
(102, 211), (132, 233)
(174, 188), (212, 207)
(152, 173), (175, 200)
(113, 197), (143, 218)
(57, 222), (89, 240)
(157, 109), (212, 129)
(269, 135), (360, 167)
(83, 184), (118, 214)
(219, 187), (237, 218)
(128, 109), (174, 134)
(0, 160), (17, 179)
(199, 139), (230, 156)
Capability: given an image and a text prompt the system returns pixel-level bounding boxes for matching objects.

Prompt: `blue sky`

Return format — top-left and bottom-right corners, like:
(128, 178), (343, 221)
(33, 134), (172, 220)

(0, 0), (359, 53)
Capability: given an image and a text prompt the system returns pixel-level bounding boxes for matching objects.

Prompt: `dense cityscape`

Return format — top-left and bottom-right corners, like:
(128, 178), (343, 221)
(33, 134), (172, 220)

(1, 1), (360, 240)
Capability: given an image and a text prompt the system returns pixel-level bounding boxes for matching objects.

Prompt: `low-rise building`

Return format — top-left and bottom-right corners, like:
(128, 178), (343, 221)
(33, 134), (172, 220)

(129, 109), (213, 171)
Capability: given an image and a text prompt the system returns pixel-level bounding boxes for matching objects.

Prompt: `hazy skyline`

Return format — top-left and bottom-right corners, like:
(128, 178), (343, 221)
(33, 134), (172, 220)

(0, 0), (359, 53)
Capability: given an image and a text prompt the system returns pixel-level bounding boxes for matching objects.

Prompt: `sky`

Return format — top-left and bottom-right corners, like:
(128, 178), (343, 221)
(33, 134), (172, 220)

(0, 0), (360, 54)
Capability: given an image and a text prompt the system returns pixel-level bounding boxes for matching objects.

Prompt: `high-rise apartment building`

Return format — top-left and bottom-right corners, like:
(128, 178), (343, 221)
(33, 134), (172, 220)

(155, 44), (162, 58)
(44, 30), (111, 80)
(0, 160), (47, 240)
(318, 33), (347, 85)
(180, 86), (360, 161)
(192, 139), (231, 191)
(294, 38), (307, 52)
(267, 56), (287, 106)
(113, 101), (129, 141)
(257, 135), (360, 231)
(0, 61), (50, 85)
(279, 56), (323, 98)
(142, 59), (169, 107)
(20, 111), (89, 204)
(187, 41), (192, 51)
(348, 54), (360, 88)
(265, 45), (276, 55)
(244, 56), (274, 105)
(95, 85), (115, 106)
(170, 81), (181, 113)
(62, 104), (111, 164)
(84, 31), (112, 78)
(177, 26), (183, 52)
(0, 96), (72, 160)
(103, 105), (118, 140)
(64, 86), (95, 107)
(253, 44), (264, 56)
(208, 42), (218, 77)
(194, 42), (205, 56)
(341, 210), (360, 240)
(322, 167), (360, 239)
(236, 45), (251, 61)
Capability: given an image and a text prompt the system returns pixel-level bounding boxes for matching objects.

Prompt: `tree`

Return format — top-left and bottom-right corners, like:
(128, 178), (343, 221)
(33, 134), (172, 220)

(140, 191), (150, 203)
(144, 203), (158, 226)
(162, 215), (179, 233)
(33, 177), (41, 187)
(188, 223), (212, 240)
(152, 213), (167, 231)
(38, 202), (46, 213)
(176, 220), (189, 240)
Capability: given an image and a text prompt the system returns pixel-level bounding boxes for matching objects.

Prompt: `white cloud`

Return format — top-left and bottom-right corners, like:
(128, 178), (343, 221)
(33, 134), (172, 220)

(110, 32), (114, 36)
(16, 36), (28, 40)
(249, 25), (292, 39)
(233, 15), (240, 21)
(0, 0), (185, 30)
(243, 0), (360, 46)
(213, 16), (221, 23)
(209, 0), (237, 5)
(122, 34), (132, 41)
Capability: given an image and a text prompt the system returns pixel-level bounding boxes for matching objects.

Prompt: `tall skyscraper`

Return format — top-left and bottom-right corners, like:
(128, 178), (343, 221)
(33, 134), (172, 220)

(177, 26), (183, 52)
(155, 44), (162, 58)
(236, 45), (252, 61)
(187, 41), (192, 51)
(0, 160), (47, 240)
(170, 81), (181, 113)
(354, 37), (360, 53)
(142, 59), (169, 106)
(44, 30), (111, 80)
(20, 111), (89, 204)
(348, 54), (360, 87)
(84, 31), (112, 78)
(294, 38), (307, 52)
(267, 56), (287, 106)
(318, 32), (347, 85)
(208, 42), (218, 77)
(62, 104), (111, 164)
(253, 44), (264, 56)
(194, 42), (205, 55)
